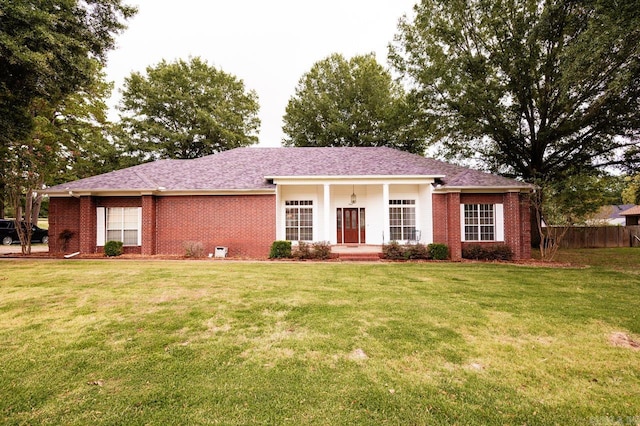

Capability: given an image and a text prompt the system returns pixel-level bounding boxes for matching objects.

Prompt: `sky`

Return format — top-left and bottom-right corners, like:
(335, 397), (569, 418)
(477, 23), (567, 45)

(104, 0), (417, 147)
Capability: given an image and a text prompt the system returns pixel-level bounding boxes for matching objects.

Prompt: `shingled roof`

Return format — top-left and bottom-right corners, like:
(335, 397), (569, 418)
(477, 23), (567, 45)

(45, 147), (529, 194)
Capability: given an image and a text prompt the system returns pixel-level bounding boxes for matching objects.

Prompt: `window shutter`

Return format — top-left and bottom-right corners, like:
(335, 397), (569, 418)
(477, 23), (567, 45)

(96, 207), (106, 246)
(460, 204), (466, 242)
(137, 207), (142, 246)
(495, 204), (504, 242)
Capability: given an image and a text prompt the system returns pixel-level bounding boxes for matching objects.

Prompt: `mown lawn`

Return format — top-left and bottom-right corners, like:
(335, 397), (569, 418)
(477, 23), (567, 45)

(1, 249), (639, 425)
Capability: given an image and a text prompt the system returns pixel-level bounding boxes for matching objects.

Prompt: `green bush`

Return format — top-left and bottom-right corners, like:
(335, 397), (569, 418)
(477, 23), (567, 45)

(462, 244), (513, 261)
(404, 243), (429, 260)
(104, 240), (124, 257)
(312, 241), (332, 260)
(428, 243), (449, 260)
(269, 240), (292, 259)
(382, 241), (405, 260)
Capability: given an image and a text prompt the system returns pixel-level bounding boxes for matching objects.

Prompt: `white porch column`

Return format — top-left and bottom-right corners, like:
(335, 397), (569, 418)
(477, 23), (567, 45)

(382, 183), (390, 244)
(323, 183), (331, 242)
(275, 183), (282, 240)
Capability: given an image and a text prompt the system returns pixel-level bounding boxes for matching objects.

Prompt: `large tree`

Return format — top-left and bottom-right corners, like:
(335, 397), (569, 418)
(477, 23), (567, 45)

(389, 0), (640, 181)
(0, 0), (136, 219)
(0, 0), (136, 147)
(282, 53), (428, 154)
(118, 57), (261, 161)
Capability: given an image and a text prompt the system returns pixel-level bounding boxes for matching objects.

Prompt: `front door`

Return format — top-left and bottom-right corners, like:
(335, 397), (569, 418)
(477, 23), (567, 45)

(337, 208), (366, 244)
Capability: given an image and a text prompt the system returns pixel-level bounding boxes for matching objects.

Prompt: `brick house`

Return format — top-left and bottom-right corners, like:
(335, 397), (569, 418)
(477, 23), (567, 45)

(44, 147), (532, 259)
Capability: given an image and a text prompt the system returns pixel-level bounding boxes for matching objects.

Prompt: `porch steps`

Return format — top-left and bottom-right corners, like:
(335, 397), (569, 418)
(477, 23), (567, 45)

(337, 252), (382, 262)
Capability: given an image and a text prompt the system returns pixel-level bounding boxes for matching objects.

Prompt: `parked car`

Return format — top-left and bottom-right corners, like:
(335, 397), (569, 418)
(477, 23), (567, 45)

(0, 219), (49, 245)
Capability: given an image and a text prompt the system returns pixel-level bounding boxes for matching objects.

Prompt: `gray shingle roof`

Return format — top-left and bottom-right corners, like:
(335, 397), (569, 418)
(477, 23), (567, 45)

(46, 147), (529, 193)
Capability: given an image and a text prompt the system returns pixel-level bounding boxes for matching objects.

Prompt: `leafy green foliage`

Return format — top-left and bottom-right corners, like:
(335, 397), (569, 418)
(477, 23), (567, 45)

(104, 241), (124, 257)
(390, 0), (640, 181)
(118, 57), (260, 161)
(282, 53), (427, 154)
(0, 0), (136, 148)
(622, 175), (640, 204)
(427, 243), (449, 260)
(462, 244), (514, 261)
(269, 240), (292, 259)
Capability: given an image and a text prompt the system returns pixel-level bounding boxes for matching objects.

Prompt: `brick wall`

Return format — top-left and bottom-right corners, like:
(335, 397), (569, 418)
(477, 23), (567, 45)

(433, 192), (531, 260)
(48, 197), (81, 254)
(155, 195), (276, 258)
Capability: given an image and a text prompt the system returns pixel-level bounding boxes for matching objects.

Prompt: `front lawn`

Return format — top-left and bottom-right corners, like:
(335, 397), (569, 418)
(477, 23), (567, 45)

(1, 253), (639, 424)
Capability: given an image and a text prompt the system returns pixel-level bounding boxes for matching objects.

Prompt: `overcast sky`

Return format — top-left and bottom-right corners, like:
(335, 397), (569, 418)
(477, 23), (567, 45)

(104, 0), (417, 147)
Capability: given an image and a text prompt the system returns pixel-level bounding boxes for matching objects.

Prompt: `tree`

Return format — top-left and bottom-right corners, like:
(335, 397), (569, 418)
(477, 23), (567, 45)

(118, 57), (261, 161)
(0, 0), (136, 218)
(389, 0), (640, 181)
(622, 175), (640, 205)
(282, 53), (428, 154)
(0, 0), (136, 149)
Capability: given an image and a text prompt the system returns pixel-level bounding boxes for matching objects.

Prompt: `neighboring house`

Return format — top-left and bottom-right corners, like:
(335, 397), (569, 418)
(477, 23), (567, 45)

(620, 205), (640, 226)
(44, 147), (532, 260)
(587, 204), (636, 226)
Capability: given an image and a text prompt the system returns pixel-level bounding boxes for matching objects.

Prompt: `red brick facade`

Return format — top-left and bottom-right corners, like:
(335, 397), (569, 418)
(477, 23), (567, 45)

(49, 191), (529, 260)
(432, 192), (531, 260)
(49, 194), (276, 258)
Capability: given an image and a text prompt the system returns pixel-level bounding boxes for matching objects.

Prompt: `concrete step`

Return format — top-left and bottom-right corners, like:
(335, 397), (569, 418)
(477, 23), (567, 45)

(337, 252), (382, 261)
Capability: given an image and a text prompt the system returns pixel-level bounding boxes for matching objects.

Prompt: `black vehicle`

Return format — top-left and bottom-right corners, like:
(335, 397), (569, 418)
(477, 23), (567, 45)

(0, 219), (49, 245)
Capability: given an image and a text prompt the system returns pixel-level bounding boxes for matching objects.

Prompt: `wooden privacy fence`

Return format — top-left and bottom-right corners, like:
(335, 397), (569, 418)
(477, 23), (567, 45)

(546, 226), (640, 249)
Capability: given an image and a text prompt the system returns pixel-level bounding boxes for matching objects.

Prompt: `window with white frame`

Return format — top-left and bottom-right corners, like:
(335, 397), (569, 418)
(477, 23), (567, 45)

(389, 199), (416, 241)
(462, 204), (504, 241)
(285, 200), (313, 241)
(97, 207), (142, 246)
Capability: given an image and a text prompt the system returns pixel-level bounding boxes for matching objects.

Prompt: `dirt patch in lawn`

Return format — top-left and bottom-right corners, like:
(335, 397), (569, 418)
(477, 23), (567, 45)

(609, 332), (640, 350)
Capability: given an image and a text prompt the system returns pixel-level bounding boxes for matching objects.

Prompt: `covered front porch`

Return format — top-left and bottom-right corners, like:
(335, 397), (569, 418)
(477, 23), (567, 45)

(271, 177), (438, 247)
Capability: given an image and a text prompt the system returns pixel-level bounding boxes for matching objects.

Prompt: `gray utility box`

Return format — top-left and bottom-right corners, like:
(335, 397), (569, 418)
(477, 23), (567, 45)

(215, 246), (228, 258)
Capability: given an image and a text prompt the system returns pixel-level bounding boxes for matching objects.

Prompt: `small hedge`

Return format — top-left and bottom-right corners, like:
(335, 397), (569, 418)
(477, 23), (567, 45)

(104, 240), (124, 257)
(292, 241), (333, 260)
(183, 241), (204, 258)
(269, 240), (292, 259)
(428, 243), (449, 260)
(462, 244), (513, 261)
(382, 242), (449, 260)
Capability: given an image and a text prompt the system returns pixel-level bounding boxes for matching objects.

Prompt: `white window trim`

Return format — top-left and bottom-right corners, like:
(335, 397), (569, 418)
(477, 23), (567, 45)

(284, 200), (314, 242)
(389, 199), (417, 242)
(460, 203), (504, 242)
(96, 206), (142, 246)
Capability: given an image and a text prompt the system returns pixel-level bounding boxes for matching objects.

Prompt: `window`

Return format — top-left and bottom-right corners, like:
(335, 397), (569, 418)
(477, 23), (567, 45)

(285, 200), (313, 241)
(97, 207), (141, 246)
(389, 199), (416, 241)
(462, 204), (504, 241)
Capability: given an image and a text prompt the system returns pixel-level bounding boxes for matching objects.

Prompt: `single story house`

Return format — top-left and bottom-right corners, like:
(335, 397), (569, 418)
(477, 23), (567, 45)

(587, 204), (636, 226)
(44, 147), (532, 260)
(620, 205), (640, 226)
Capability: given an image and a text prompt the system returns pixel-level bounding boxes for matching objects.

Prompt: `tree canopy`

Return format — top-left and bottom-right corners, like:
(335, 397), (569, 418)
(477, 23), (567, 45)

(118, 57), (261, 161)
(282, 53), (428, 154)
(390, 0), (640, 182)
(0, 0), (136, 146)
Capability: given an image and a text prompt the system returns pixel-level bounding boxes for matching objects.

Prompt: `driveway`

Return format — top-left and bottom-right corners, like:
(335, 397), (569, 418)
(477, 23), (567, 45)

(0, 244), (49, 255)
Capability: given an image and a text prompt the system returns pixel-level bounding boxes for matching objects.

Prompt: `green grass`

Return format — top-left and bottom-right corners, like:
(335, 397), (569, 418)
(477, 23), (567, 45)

(1, 249), (639, 425)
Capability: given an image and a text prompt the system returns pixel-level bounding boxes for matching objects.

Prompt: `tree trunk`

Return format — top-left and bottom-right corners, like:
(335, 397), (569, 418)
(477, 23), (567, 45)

(31, 192), (43, 226)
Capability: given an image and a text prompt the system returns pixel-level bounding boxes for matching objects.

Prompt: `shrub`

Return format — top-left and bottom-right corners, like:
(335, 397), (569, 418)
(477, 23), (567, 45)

(462, 244), (514, 261)
(404, 243), (429, 260)
(269, 240), (292, 259)
(292, 241), (312, 259)
(183, 241), (204, 258)
(104, 240), (124, 257)
(58, 229), (75, 252)
(428, 243), (449, 260)
(312, 241), (332, 260)
(382, 241), (405, 260)
(462, 244), (486, 260)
